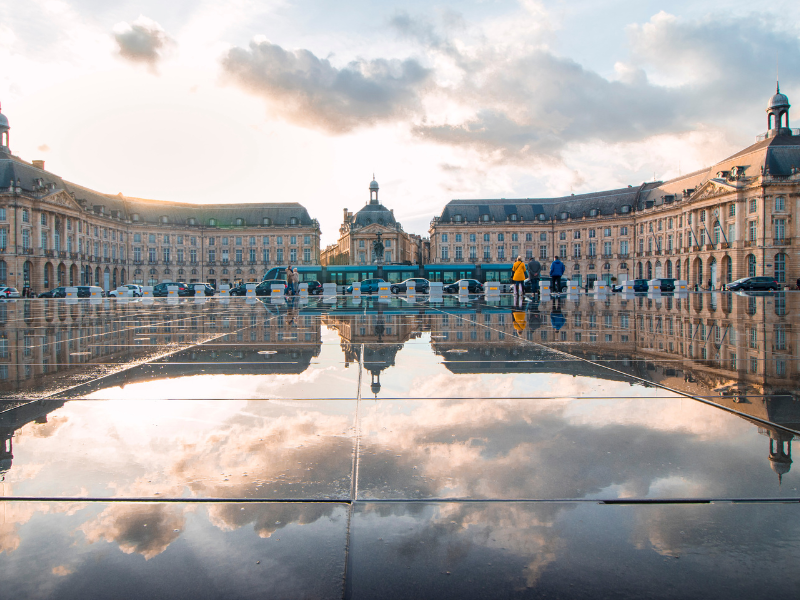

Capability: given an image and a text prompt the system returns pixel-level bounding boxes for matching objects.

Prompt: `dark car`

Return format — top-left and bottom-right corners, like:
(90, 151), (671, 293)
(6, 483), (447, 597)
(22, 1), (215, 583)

(391, 278), (430, 294)
(728, 276), (779, 291)
(257, 280), (289, 296)
(652, 278), (676, 292)
(346, 278), (385, 294)
(443, 279), (484, 293)
(152, 282), (191, 297)
(305, 280), (323, 295)
(229, 283), (247, 296)
(611, 279), (650, 293)
(185, 282), (215, 296)
(38, 286), (67, 298)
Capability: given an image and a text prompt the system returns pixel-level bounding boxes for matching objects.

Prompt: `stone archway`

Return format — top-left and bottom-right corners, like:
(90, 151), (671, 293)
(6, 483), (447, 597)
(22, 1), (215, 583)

(44, 262), (53, 289)
(57, 263), (66, 286)
(709, 257), (717, 289)
(70, 264), (78, 287)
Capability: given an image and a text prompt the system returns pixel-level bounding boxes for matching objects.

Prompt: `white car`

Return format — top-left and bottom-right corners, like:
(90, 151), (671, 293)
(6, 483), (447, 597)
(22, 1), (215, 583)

(108, 284), (143, 297)
(0, 286), (21, 298)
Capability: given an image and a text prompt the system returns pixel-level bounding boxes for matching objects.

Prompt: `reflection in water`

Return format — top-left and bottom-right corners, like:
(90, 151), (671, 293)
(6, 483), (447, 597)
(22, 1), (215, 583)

(0, 294), (797, 593)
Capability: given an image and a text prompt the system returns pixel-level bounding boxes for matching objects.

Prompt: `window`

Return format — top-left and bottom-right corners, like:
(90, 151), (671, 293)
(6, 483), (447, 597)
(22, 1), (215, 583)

(509, 213), (518, 221)
(304, 235), (310, 245)
(234, 236), (242, 246)
(483, 233), (490, 242)
(134, 233), (141, 243)
(775, 253), (786, 283)
(289, 217), (298, 225)
(620, 226), (628, 236)
(539, 233), (547, 241)
(148, 233), (156, 244)
(235, 249), (242, 262)
(483, 247), (491, 260)
(262, 248), (269, 263)
(358, 240), (364, 248)
(222, 249), (229, 263)
(775, 196), (785, 211)
(511, 245), (518, 257)
(276, 236), (283, 245)
(208, 249), (216, 262)
(303, 248), (311, 262)
(560, 231), (566, 240)
(290, 248), (297, 262)
(497, 233), (504, 242)
(222, 237), (229, 245)
(442, 233), (448, 243)
(133, 247), (141, 261)
(290, 236), (297, 245)
(748, 254), (756, 277)
(22, 209), (29, 223)
(497, 246), (505, 260)
(604, 228), (611, 237)
(22, 229), (30, 249)
(728, 224), (735, 242)
(162, 247), (170, 262)
(573, 243), (581, 258)
(749, 221), (757, 242)
(749, 199), (757, 213)
(713, 223), (721, 244)
(177, 249), (184, 262)
(0, 208), (5, 220)
(455, 246), (463, 260)
(700, 210), (706, 222)
(603, 241), (612, 255)
(729, 203), (736, 217)
(469, 234), (476, 243)
(588, 242), (596, 257)
(149, 248), (157, 262)
(775, 219), (786, 240)
(574, 230), (581, 239)
(525, 233), (532, 242)
(455, 233), (462, 242)
(588, 229), (595, 238)
(619, 240), (629, 255)
(190, 249), (197, 263)
(539, 245), (547, 259)
(208, 237), (215, 246)
(41, 213), (47, 226)
(481, 214), (490, 222)
(384, 240), (391, 248)
(469, 246), (476, 259)
(559, 245), (567, 258)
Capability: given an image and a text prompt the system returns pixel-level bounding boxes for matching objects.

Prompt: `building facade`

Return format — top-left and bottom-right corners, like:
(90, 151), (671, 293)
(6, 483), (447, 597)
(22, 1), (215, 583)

(430, 85), (800, 289)
(321, 178), (426, 266)
(0, 107), (320, 293)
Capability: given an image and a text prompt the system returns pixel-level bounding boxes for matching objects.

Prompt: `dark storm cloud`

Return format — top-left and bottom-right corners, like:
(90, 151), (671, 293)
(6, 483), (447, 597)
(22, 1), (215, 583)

(221, 40), (432, 133)
(113, 16), (173, 67)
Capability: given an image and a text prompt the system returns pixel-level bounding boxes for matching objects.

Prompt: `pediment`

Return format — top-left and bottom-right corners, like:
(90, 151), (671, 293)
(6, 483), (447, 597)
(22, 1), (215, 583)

(358, 223), (395, 234)
(37, 190), (84, 211)
(692, 180), (737, 200)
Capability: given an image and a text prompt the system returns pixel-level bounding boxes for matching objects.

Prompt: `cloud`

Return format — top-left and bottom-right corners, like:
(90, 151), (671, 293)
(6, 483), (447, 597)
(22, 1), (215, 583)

(37, 144), (50, 152)
(221, 39), (432, 133)
(112, 16), (173, 68)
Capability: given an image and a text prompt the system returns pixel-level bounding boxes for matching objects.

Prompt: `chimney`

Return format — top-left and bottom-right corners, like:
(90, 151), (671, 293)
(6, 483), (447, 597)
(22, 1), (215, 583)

(343, 208), (348, 221)
(32, 160), (45, 170)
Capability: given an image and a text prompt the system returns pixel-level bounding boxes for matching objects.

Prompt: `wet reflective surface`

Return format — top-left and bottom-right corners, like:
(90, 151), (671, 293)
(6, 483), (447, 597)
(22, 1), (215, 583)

(0, 292), (798, 597)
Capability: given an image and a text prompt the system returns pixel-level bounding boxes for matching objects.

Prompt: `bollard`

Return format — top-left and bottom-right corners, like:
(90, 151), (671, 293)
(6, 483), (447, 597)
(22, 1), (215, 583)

(378, 283), (390, 302)
(567, 280), (580, 295)
(66, 286), (78, 299)
(298, 282), (308, 298)
(350, 281), (361, 297)
(647, 279), (660, 292)
(219, 284), (230, 298)
(246, 283), (257, 298)
(194, 284), (205, 296)
(459, 281), (469, 293)
(428, 281), (443, 302)
(484, 281), (501, 297)
(675, 280), (688, 292)
(167, 285), (179, 298)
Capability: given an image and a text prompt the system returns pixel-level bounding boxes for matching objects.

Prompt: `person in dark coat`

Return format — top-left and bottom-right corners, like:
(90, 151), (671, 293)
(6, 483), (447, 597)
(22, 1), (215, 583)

(550, 257), (565, 293)
(527, 257), (541, 298)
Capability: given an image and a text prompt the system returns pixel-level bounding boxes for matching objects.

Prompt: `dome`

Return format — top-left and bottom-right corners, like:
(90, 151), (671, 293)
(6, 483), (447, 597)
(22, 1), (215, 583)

(768, 84), (790, 110)
(352, 202), (396, 228)
(0, 112), (8, 131)
(369, 179), (379, 191)
(769, 456), (792, 476)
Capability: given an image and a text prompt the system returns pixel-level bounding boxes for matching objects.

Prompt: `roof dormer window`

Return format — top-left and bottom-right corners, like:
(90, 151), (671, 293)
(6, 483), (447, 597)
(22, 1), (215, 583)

(188, 217), (196, 225)
(509, 213), (518, 221)
(235, 217), (245, 226)
(262, 217), (271, 226)
(453, 214), (463, 223)
(589, 208), (599, 217)
(209, 218), (217, 226)
(481, 214), (490, 222)
(289, 217), (298, 225)
(560, 212), (569, 220)
(131, 213), (140, 222)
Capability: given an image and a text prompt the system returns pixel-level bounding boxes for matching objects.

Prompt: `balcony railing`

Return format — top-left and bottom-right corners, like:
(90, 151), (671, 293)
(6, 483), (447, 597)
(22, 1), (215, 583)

(744, 241), (755, 248)
(773, 238), (791, 246)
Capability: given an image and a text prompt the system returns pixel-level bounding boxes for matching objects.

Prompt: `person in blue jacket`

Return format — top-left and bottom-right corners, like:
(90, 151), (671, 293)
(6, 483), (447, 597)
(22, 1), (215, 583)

(549, 257), (565, 293)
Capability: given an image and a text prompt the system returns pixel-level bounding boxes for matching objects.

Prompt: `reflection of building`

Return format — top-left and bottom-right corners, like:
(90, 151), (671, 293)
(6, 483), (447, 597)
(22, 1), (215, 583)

(323, 309), (422, 397)
(423, 293), (798, 481)
(321, 178), (426, 266)
(0, 106), (320, 292)
(0, 399), (65, 479)
(430, 85), (800, 289)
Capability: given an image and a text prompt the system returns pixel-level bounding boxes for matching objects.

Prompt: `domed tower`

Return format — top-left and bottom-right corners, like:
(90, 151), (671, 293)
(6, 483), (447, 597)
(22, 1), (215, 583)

(0, 102), (10, 151)
(369, 176), (379, 204)
(766, 82), (791, 136)
(768, 431), (793, 485)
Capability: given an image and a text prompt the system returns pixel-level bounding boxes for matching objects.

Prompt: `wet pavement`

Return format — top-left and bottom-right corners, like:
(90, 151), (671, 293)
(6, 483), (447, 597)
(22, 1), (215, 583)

(0, 292), (798, 598)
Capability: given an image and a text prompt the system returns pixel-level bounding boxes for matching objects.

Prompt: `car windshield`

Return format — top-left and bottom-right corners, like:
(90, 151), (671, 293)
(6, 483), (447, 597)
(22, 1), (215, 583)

(732, 278), (750, 284)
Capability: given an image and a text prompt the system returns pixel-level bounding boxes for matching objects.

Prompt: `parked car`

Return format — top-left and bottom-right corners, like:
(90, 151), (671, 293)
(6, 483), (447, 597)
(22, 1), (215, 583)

(346, 278), (385, 294)
(38, 286), (67, 298)
(305, 280), (323, 295)
(443, 279), (484, 293)
(256, 279), (289, 296)
(228, 283), (248, 296)
(0, 286), (21, 298)
(391, 278), (430, 294)
(185, 282), (215, 296)
(77, 286), (104, 298)
(152, 282), (191, 297)
(727, 276), (779, 291)
(612, 279), (649, 293)
(108, 284), (143, 297)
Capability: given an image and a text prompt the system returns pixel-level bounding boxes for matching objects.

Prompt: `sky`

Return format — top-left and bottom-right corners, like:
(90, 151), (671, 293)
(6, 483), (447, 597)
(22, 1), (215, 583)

(1, 0), (799, 246)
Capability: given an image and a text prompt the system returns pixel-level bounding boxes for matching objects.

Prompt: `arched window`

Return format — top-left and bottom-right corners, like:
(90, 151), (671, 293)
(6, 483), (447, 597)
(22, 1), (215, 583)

(161, 216), (169, 224)
(775, 253), (786, 283)
(453, 214), (462, 223)
(209, 218), (217, 227)
(638, 262), (643, 279)
(646, 261), (652, 279)
(696, 261), (703, 285)
(747, 254), (756, 277)
(675, 260), (681, 280)
(481, 214), (490, 222)
(726, 256), (732, 283)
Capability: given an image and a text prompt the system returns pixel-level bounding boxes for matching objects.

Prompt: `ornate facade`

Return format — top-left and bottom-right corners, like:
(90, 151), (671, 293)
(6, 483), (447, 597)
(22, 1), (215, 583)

(430, 85), (800, 289)
(321, 178), (426, 266)
(0, 107), (320, 293)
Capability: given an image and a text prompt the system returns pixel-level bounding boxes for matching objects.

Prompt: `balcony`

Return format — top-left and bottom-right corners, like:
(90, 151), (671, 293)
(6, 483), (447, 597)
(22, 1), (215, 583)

(704, 244), (714, 251)
(601, 253), (613, 259)
(617, 253), (629, 259)
(773, 238), (791, 246)
(133, 259), (143, 265)
(721, 242), (730, 249)
(744, 241), (755, 248)
(70, 252), (79, 260)
(454, 257), (465, 262)
(59, 251), (67, 258)
(692, 245), (700, 251)
(44, 249), (55, 258)
(654, 250), (662, 255)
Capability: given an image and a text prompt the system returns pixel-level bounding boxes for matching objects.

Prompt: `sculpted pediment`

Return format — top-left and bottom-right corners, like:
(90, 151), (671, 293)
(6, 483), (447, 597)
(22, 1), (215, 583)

(692, 180), (736, 200)
(38, 190), (83, 211)
(359, 223), (395, 234)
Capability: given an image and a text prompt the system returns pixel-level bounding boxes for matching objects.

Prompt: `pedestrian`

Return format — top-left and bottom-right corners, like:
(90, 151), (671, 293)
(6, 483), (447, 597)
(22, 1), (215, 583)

(796, 278), (800, 290)
(707, 278), (712, 291)
(285, 266), (294, 295)
(550, 257), (565, 294)
(527, 256), (541, 298)
(292, 268), (300, 296)
(512, 255), (526, 299)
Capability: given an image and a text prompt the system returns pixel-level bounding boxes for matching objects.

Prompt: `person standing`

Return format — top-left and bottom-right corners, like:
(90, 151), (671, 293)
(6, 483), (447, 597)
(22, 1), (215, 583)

(285, 266), (294, 295)
(292, 268), (300, 296)
(512, 255), (526, 299)
(550, 257), (565, 293)
(527, 256), (541, 298)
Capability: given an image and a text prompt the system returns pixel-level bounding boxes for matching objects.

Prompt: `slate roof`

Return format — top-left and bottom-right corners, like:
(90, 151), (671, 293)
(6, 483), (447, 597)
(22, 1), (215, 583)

(0, 148), (315, 227)
(350, 202), (397, 228)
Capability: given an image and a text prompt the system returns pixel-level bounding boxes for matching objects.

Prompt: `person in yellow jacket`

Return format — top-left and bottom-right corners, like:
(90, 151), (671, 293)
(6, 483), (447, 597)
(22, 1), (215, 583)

(512, 255), (526, 298)
(512, 310), (526, 334)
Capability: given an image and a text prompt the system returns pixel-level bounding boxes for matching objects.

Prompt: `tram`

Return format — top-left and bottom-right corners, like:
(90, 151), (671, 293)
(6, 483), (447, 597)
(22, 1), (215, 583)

(263, 263), (518, 288)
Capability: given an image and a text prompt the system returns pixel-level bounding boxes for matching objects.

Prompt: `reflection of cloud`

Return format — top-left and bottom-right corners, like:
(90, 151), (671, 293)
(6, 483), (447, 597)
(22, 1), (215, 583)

(81, 504), (185, 560)
(51, 565), (73, 576)
(410, 373), (516, 398)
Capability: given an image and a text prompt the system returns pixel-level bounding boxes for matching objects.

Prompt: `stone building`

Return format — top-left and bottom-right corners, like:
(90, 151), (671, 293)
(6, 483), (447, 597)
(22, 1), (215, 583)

(430, 84), (800, 289)
(321, 178), (425, 266)
(0, 106), (320, 293)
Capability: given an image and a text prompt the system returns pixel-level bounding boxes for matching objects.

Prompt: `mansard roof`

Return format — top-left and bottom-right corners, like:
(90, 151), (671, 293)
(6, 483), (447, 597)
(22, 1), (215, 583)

(0, 149), (315, 227)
